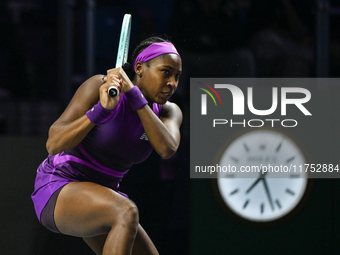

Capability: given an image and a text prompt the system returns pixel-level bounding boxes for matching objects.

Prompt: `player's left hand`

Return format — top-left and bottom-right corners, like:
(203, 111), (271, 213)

(106, 67), (134, 93)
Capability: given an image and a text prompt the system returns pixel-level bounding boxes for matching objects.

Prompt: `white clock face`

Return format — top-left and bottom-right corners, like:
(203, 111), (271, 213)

(217, 130), (308, 222)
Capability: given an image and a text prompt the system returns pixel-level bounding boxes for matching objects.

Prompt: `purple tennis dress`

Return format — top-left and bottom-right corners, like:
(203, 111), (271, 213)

(31, 94), (162, 221)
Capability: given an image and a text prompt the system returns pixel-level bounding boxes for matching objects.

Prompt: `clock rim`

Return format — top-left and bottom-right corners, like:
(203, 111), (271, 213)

(211, 127), (313, 226)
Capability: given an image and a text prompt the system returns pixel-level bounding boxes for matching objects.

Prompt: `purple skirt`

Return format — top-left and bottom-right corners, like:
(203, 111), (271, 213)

(31, 153), (129, 221)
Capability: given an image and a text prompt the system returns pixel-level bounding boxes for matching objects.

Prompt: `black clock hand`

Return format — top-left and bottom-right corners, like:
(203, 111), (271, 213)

(262, 178), (274, 211)
(246, 167), (268, 194)
(245, 178), (261, 194)
(245, 167), (267, 194)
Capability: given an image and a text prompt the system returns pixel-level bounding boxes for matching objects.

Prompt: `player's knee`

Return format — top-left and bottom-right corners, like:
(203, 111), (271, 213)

(117, 200), (139, 230)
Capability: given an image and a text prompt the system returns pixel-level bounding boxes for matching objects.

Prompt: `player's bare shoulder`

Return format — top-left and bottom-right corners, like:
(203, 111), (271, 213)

(76, 75), (105, 97)
(57, 74), (105, 121)
(160, 101), (183, 124)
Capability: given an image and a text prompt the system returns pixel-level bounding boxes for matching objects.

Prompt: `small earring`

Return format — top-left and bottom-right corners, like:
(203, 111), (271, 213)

(138, 73), (142, 77)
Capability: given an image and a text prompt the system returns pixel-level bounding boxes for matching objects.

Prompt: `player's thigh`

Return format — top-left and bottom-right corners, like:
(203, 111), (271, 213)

(54, 181), (137, 237)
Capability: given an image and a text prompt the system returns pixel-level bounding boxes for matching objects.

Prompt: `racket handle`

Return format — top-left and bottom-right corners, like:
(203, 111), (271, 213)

(107, 86), (120, 98)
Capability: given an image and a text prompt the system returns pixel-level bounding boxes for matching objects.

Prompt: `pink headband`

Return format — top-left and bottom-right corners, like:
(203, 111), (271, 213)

(133, 42), (181, 72)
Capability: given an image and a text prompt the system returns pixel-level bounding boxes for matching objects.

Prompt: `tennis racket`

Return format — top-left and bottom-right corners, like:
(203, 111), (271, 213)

(108, 14), (132, 98)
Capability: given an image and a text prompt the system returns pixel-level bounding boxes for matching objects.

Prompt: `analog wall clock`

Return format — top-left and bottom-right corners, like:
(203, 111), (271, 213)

(215, 129), (310, 224)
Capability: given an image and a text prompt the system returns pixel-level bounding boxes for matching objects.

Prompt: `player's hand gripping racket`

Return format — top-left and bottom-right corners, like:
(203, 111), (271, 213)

(108, 14), (132, 98)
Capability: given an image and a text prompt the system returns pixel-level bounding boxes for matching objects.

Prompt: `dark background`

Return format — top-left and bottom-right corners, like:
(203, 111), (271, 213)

(1, 0), (340, 254)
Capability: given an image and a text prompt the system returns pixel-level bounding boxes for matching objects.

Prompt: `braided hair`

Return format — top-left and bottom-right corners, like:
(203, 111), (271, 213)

(122, 36), (171, 80)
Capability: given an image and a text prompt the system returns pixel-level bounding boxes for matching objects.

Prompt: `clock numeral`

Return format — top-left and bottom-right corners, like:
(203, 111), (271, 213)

(275, 199), (282, 209)
(260, 203), (264, 214)
(286, 156), (295, 163)
(290, 174), (300, 178)
(276, 142), (282, 152)
(230, 156), (239, 163)
(286, 188), (295, 196)
(229, 189), (239, 195)
(243, 143), (250, 152)
(243, 199), (250, 209)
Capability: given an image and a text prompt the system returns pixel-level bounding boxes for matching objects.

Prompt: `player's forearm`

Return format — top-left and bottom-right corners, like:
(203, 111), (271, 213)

(137, 106), (180, 159)
(46, 115), (95, 155)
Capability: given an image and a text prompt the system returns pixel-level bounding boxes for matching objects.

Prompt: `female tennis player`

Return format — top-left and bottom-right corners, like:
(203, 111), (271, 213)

(31, 36), (182, 255)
